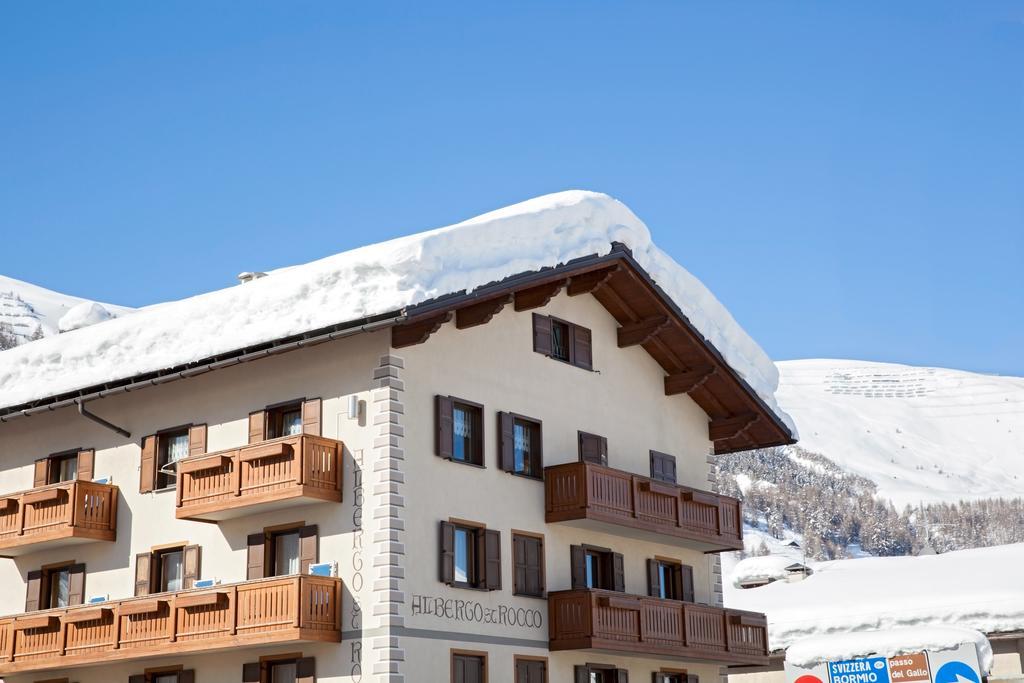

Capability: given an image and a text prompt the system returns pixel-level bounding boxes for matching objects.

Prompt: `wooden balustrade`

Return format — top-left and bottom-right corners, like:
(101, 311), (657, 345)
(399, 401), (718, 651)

(548, 589), (768, 665)
(0, 575), (342, 676)
(176, 435), (343, 521)
(0, 480), (117, 556)
(545, 462), (743, 552)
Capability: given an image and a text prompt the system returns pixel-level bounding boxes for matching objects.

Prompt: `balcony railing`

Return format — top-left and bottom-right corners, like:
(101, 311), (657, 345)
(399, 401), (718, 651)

(0, 480), (117, 556)
(549, 589), (768, 666)
(175, 435), (343, 521)
(0, 574), (342, 676)
(545, 462), (743, 552)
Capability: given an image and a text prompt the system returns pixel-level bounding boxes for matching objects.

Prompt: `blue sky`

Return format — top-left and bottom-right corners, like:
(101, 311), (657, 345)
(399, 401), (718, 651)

(1, 2), (1021, 375)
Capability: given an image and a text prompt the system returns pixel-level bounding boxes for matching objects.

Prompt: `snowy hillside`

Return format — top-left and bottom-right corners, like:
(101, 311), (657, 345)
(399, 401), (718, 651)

(0, 275), (132, 346)
(776, 359), (1024, 507)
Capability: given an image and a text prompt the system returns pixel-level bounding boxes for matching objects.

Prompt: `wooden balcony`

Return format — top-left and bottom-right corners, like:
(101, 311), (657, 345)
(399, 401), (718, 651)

(545, 462), (743, 552)
(0, 481), (117, 557)
(175, 435), (342, 521)
(0, 574), (342, 676)
(549, 589), (769, 666)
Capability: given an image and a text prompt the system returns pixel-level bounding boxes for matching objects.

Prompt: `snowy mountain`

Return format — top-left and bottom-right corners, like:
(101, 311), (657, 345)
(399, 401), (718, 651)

(776, 359), (1024, 507)
(0, 275), (132, 347)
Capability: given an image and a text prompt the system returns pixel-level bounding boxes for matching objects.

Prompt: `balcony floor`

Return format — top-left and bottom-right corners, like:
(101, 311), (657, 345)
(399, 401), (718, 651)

(0, 527), (116, 558)
(176, 485), (341, 521)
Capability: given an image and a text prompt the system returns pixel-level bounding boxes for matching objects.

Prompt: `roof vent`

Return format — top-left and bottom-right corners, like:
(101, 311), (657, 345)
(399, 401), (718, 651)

(237, 271), (268, 284)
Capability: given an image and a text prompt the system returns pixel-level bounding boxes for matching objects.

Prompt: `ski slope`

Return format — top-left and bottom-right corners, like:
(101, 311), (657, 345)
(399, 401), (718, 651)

(776, 359), (1024, 507)
(0, 275), (132, 344)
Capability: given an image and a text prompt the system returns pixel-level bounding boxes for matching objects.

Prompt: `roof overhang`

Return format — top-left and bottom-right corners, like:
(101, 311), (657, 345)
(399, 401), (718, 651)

(391, 243), (796, 454)
(0, 244), (796, 453)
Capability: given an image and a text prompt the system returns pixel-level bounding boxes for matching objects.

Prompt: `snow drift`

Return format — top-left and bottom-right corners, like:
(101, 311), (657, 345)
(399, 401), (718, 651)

(0, 191), (794, 434)
(786, 626), (993, 672)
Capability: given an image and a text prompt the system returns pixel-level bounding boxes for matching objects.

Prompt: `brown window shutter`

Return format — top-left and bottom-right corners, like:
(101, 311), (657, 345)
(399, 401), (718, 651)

(302, 397), (322, 436)
(653, 675), (669, 683)
(33, 458), (48, 488)
(687, 674), (700, 683)
(616, 670), (629, 683)
(439, 521), (455, 585)
(67, 563), (86, 605)
(579, 431), (608, 466)
(572, 324), (593, 370)
(570, 545), (587, 589)
(188, 424), (207, 457)
(183, 544), (201, 589)
(178, 670), (195, 683)
(134, 552), (152, 596)
(498, 412), (515, 472)
(247, 532), (267, 580)
(681, 564), (695, 602)
(650, 451), (677, 484)
(248, 410), (266, 444)
(532, 313), (552, 355)
(296, 656), (316, 683)
(612, 552), (625, 592)
(242, 662), (262, 683)
(129, 676), (146, 683)
(77, 449), (95, 481)
(647, 559), (660, 597)
(435, 395), (454, 459)
(25, 569), (41, 612)
(139, 435), (157, 493)
(484, 528), (501, 590)
(575, 666), (590, 683)
(299, 524), (318, 574)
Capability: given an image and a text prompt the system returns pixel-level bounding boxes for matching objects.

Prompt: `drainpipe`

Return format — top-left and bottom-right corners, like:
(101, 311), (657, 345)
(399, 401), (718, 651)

(76, 401), (131, 438)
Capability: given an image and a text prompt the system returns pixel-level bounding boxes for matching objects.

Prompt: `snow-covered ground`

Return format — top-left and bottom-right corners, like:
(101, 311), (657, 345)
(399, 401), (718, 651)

(0, 191), (795, 434)
(0, 275), (132, 343)
(724, 542), (1024, 652)
(786, 626), (992, 672)
(776, 359), (1024, 506)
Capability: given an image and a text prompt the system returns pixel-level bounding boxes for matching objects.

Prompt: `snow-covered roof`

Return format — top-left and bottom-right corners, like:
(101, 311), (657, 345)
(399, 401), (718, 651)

(0, 191), (794, 435)
(786, 626), (993, 672)
(732, 555), (798, 587)
(725, 542), (1024, 652)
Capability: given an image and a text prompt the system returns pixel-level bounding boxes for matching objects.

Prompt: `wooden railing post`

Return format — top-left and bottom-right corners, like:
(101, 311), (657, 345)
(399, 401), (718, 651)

(168, 595), (177, 643)
(112, 605), (121, 650)
(294, 576), (303, 628)
(15, 495), (25, 536)
(232, 453), (242, 497)
(295, 437), (305, 486)
(67, 483), (78, 528)
(227, 585), (237, 636)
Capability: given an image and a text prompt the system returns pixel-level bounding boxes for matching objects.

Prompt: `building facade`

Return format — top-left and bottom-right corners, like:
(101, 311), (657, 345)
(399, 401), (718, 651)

(0, 214), (795, 683)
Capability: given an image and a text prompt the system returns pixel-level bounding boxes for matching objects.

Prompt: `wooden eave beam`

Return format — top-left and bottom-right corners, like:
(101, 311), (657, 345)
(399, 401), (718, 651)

(665, 366), (717, 396)
(617, 315), (672, 348)
(455, 294), (512, 329)
(567, 265), (619, 297)
(709, 413), (760, 442)
(513, 280), (565, 311)
(391, 312), (452, 348)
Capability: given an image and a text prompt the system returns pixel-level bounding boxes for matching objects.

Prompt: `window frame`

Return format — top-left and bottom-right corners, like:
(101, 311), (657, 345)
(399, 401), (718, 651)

(155, 425), (191, 490)
(649, 450), (677, 484)
(243, 650), (315, 683)
(574, 663), (626, 683)
(247, 522), (318, 579)
(452, 521), (481, 589)
(648, 556), (695, 603)
(152, 545), (186, 593)
(265, 399), (305, 440)
(577, 431), (608, 466)
(571, 544), (624, 592)
(129, 664), (194, 683)
(451, 648), (488, 683)
(441, 519), (501, 591)
(498, 412), (543, 479)
(532, 313), (593, 371)
(45, 450), (79, 485)
(436, 395), (486, 467)
(511, 531), (546, 599)
(41, 561), (74, 609)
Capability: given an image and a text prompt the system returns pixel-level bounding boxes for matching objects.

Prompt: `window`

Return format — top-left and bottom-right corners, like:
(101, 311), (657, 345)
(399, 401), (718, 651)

(647, 559), (694, 602)
(440, 521), (500, 590)
(532, 313), (593, 370)
(512, 533), (545, 598)
(436, 396), (484, 466)
(515, 657), (547, 683)
(498, 413), (542, 477)
(267, 402), (303, 439)
(134, 545), (200, 595)
(25, 562), (85, 611)
(129, 667), (195, 683)
(570, 545), (624, 592)
(249, 398), (322, 444)
(157, 428), (189, 489)
(33, 449), (93, 487)
(242, 655), (315, 683)
(573, 665), (628, 683)
(139, 426), (205, 493)
(452, 650), (487, 683)
(247, 524), (318, 579)
(578, 431), (608, 466)
(654, 674), (697, 683)
(649, 451), (677, 484)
